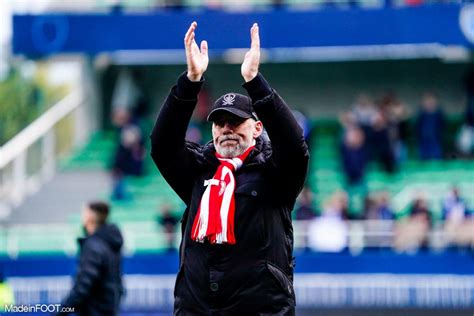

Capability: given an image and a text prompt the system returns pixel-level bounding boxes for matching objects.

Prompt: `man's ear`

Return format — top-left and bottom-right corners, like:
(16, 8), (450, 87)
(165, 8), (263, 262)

(253, 121), (263, 139)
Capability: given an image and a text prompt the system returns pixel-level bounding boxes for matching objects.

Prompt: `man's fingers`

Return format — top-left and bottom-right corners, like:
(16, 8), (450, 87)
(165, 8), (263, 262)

(251, 23), (260, 50)
(189, 33), (196, 49)
(184, 21), (197, 46)
(200, 40), (208, 56)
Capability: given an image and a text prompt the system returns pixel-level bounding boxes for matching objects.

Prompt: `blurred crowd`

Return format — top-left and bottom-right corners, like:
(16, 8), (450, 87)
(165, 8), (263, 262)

(339, 91), (445, 185)
(294, 185), (474, 253)
(292, 78), (474, 254)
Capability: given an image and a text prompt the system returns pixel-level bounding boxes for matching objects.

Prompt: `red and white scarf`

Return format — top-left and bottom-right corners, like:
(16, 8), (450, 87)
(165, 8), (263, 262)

(191, 146), (255, 244)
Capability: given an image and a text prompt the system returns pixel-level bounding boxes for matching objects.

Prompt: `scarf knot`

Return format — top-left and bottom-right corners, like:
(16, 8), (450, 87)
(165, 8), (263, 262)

(191, 146), (254, 244)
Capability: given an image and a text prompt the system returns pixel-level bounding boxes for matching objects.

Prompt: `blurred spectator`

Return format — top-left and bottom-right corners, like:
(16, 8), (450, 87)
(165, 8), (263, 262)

(0, 268), (14, 312)
(365, 191), (394, 220)
(457, 120), (474, 156)
(442, 186), (468, 222)
(442, 186), (474, 248)
(394, 194), (432, 252)
(293, 109), (313, 149)
(158, 204), (179, 252)
(307, 191), (349, 252)
(294, 186), (317, 220)
(340, 125), (367, 186)
(457, 71), (474, 156)
(363, 191), (395, 248)
(351, 93), (378, 129)
(380, 92), (410, 164)
(111, 108), (146, 200)
(344, 93), (397, 172)
(410, 194), (432, 224)
(416, 92), (445, 160)
(369, 111), (396, 173)
(363, 194), (377, 219)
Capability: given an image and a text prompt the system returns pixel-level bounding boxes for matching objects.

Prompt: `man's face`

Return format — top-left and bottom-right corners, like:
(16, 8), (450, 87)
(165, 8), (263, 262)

(212, 113), (262, 158)
(81, 207), (97, 236)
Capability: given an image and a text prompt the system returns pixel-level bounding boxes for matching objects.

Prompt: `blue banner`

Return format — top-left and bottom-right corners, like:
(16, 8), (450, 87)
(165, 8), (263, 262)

(12, 4), (474, 57)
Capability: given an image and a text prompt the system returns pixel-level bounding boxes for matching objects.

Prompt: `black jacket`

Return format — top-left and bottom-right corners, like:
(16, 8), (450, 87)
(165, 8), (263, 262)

(150, 73), (309, 315)
(61, 224), (124, 316)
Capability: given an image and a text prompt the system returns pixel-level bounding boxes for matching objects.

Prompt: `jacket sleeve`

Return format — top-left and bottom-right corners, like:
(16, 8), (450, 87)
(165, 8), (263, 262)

(61, 242), (103, 313)
(150, 73), (204, 205)
(243, 73), (309, 204)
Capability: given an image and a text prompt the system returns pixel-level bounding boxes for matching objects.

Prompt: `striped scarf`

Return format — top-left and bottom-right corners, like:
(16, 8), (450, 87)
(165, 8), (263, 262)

(191, 146), (255, 244)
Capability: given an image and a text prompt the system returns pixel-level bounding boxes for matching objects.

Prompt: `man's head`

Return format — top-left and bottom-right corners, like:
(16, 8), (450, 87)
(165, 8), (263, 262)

(82, 201), (110, 236)
(207, 93), (263, 158)
(421, 92), (438, 112)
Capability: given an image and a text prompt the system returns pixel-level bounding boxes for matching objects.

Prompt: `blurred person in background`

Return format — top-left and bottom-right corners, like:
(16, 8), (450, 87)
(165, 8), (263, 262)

(340, 125), (368, 187)
(380, 92), (410, 164)
(157, 203), (180, 252)
(0, 268), (14, 312)
(60, 202), (124, 316)
(416, 91), (445, 160)
(363, 191), (395, 247)
(150, 22), (308, 315)
(308, 191), (349, 252)
(294, 186), (317, 252)
(364, 191), (394, 220)
(442, 186), (474, 248)
(345, 93), (377, 157)
(457, 69), (474, 156)
(369, 111), (397, 173)
(293, 109), (313, 150)
(294, 185), (317, 220)
(346, 93), (396, 172)
(394, 193), (432, 253)
(111, 108), (146, 200)
(351, 93), (378, 131)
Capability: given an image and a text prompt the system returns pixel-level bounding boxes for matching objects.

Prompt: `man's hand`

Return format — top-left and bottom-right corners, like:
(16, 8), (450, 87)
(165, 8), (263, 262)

(184, 21), (208, 82)
(241, 23), (260, 83)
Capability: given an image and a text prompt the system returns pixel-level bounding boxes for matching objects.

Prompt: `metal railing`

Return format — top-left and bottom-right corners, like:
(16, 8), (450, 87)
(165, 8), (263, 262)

(1, 220), (471, 258)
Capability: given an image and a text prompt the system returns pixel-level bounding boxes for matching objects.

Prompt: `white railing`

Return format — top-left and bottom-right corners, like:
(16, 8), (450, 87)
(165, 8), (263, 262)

(0, 77), (93, 220)
(0, 220), (469, 258)
(0, 92), (85, 209)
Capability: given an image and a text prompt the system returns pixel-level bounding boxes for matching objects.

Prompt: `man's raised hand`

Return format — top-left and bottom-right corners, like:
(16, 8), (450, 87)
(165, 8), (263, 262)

(241, 23), (260, 83)
(184, 22), (208, 82)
